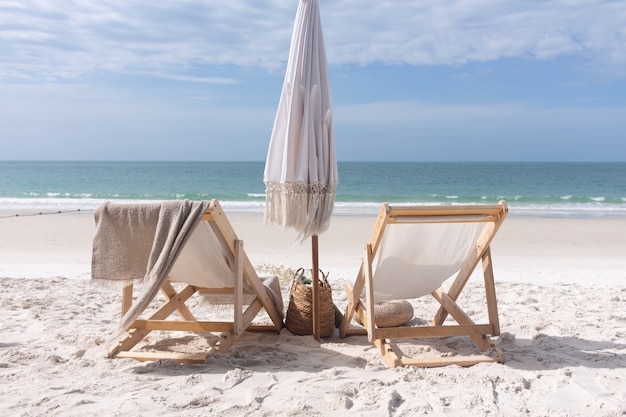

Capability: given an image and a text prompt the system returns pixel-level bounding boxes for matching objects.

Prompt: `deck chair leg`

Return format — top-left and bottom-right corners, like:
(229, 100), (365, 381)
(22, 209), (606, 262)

(374, 339), (402, 368)
(234, 239), (244, 336)
(121, 283), (133, 317)
(363, 244), (377, 342)
(340, 283), (368, 336)
(340, 263), (367, 337)
(215, 333), (236, 352)
(482, 247), (501, 336)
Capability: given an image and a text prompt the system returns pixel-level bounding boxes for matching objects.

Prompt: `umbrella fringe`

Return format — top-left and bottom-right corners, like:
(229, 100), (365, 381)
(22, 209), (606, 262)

(265, 181), (336, 242)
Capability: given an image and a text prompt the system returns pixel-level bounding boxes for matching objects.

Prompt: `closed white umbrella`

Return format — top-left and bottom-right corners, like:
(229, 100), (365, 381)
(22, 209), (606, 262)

(264, 0), (337, 340)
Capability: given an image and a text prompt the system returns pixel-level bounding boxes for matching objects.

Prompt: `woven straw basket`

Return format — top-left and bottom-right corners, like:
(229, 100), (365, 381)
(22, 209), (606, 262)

(285, 269), (335, 337)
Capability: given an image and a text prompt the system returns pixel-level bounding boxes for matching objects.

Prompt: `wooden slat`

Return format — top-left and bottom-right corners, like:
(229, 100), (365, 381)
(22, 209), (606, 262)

(133, 319), (234, 333)
(389, 214), (500, 224)
(374, 338), (401, 368)
(241, 299), (264, 330)
(398, 354), (497, 368)
(339, 266), (366, 337)
(343, 327), (368, 336)
(121, 283), (133, 317)
(373, 324), (495, 340)
(109, 328), (145, 358)
(207, 199), (283, 332)
(147, 285), (197, 323)
(234, 239), (244, 336)
(368, 203), (390, 255)
(114, 351), (208, 364)
(161, 281), (196, 321)
(364, 243), (376, 343)
(482, 247), (501, 336)
(387, 202), (506, 218)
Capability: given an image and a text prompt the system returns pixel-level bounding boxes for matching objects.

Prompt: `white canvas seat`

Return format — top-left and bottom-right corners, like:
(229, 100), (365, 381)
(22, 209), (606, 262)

(339, 201), (508, 368)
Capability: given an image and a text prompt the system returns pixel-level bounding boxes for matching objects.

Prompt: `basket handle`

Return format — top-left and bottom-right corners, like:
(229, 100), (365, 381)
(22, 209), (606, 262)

(291, 268), (330, 287)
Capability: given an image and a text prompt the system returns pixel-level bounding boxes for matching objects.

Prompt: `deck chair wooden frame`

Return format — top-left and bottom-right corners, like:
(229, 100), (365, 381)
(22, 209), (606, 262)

(109, 200), (283, 364)
(339, 201), (508, 368)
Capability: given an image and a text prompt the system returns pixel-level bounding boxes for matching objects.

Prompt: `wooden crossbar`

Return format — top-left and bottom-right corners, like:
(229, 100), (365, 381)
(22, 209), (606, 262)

(115, 351), (208, 364)
(132, 320), (234, 333)
(387, 203), (506, 219)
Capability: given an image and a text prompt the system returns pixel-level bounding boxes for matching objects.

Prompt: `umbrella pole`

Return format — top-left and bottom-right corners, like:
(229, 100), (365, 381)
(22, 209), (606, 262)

(312, 234), (320, 341)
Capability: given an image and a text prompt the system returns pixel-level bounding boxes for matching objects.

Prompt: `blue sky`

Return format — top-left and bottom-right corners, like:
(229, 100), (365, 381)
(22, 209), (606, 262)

(1, 0), (625, 161)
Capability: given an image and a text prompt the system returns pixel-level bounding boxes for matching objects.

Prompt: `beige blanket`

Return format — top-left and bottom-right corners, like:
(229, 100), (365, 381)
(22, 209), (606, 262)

(92, 200), (210, 333)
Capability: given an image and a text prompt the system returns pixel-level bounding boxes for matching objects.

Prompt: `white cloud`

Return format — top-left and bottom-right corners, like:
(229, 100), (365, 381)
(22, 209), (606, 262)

(1, 0), (624, 82)
(323, 0), (626, 67)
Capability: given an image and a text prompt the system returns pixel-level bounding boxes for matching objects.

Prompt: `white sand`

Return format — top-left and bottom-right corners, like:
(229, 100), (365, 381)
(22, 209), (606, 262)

(1, 211), (625, 416)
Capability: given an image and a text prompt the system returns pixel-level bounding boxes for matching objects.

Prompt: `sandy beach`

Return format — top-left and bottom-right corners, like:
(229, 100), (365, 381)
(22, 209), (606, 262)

(1, 210), (625, 416)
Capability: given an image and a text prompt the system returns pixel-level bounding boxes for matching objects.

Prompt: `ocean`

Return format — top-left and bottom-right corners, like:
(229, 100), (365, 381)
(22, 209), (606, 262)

(1, 161), (625, 218)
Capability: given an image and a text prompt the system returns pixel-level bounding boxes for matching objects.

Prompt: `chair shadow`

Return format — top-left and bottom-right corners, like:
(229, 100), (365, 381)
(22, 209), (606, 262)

(496, 332), (626, 370)
(370, 331), (626, 371)
(128, 329), (368, 376)
(125, 327), (625, 374)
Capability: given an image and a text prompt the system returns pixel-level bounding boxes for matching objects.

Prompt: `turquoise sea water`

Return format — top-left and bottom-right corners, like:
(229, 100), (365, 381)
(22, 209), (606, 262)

(0, 161), (625, 218)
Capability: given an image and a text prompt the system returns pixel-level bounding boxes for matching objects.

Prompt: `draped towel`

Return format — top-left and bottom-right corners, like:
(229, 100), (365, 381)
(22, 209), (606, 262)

(91, 200), (210, 333)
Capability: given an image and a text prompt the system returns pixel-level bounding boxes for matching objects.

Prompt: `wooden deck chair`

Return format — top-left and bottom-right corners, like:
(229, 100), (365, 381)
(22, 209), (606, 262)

(339, 201), (508, 368)
(94, 199), (284, 364)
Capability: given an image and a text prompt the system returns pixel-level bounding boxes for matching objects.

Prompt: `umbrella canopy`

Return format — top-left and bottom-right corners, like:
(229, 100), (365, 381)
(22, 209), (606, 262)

(264, 0), (337, 242)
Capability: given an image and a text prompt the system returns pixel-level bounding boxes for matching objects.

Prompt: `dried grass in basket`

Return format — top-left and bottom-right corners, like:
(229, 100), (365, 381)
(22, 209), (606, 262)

(285, 268), (335, 337)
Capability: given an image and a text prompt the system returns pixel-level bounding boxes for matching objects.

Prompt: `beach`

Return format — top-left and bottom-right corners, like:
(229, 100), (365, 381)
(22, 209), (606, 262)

(1, 211), (625, 416)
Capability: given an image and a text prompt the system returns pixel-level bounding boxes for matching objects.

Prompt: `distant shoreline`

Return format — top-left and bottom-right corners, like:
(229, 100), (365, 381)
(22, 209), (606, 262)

(2, 200), (626, 220)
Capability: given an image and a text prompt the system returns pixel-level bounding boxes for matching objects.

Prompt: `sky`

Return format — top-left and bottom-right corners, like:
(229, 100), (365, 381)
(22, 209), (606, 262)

(1, 0), (625, 162)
